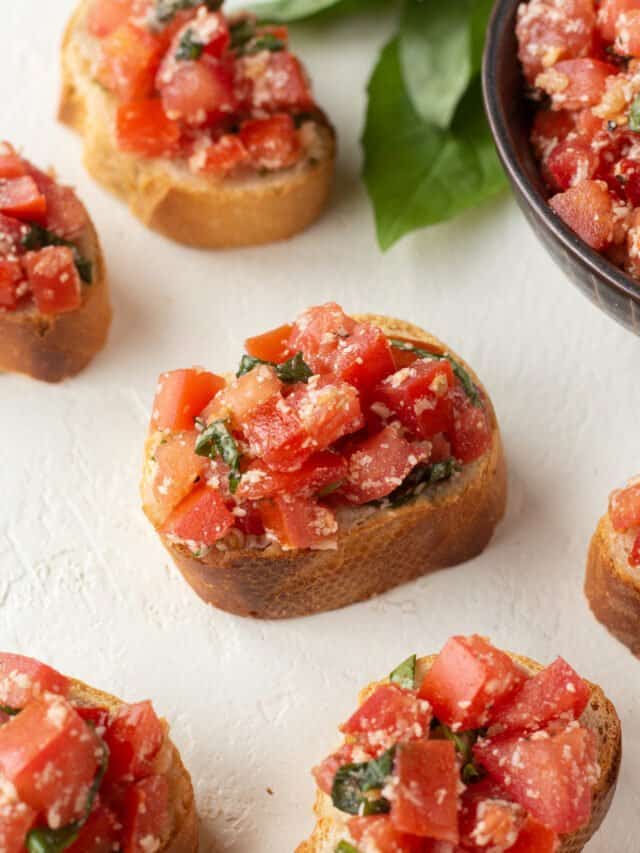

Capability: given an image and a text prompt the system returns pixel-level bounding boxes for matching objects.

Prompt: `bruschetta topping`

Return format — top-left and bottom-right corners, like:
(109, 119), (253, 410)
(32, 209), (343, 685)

(0, 653), (171, 853)
(0, 145), (92, 316)
(608, 477), (640, 567)
(143, 304), (493, 553)
(316, 637), (596, 853)
(86, 0), (322, 176)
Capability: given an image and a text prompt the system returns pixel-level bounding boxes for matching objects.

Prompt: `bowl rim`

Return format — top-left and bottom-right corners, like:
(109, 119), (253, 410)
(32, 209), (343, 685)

(482, 0), (640, 308)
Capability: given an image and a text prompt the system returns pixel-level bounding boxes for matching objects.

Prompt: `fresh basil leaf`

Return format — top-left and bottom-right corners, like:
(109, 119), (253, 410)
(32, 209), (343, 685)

(230, 19), (256, 50)
(630, 94), (640, 132)
(243, 33), (287, 54)
(176, 28), (205, 61)
(316, 479), (344, 497)
(388, 339), (480, 405)
(431, 721), (486, 783)
(236, 352), (312, 384)
(155, 0), (222, 24)
(386, 458), (460, 507)
(0, 704), (19, 715)
(21, 224), (93, 284)
(195, 420), (242, 493)
(363, 39), (506, 251)
(331, 749), (394, 815)
(389, 654), (416, 689)
(335, 843), (361, 853)
(462, 761), (483, 783)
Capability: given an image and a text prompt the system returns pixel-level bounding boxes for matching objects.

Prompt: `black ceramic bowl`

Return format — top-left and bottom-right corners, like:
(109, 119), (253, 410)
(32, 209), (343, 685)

(482, 0), (640, 335)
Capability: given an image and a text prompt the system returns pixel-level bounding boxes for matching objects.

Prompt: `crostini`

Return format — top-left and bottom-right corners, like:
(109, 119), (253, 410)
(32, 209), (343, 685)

(0, 143), (110, 382)
(0, 652), (197, 853)
(585, 475), (640, 656)
(140, 303), (506, 618)
(299, 635), (621, 853)
(59, 0), (335, 248)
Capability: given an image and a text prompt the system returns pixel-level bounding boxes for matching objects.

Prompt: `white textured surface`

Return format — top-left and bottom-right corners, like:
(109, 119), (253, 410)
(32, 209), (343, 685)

(1, 2), (639, 851)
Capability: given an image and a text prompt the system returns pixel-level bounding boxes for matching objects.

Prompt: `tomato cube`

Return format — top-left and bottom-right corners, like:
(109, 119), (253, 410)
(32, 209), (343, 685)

(391, 740), (459, 842)
(23, 247), (82, 315)
(545, 138), (599, 192)
(332, 323), (397, 397)
(418, 635), (526, 730)
(341, 684), (432, 754)
(0, 176), (46, 222)
(104, 701), (163, 785)
(450, 388), (492, 464)
(516, 0), (596, 82)
(312, 743), (366, 796)
(0, 214), (27, 257)
(116, 100), (182, 158)
(245, 323), (293, 363)
(530, 110), (575, 159)
(243, 395), (312, 472)
(0, 796), (36, 853)
(151, 368), (225, 432)
(249, 51), (314, 112)
(160, 56), (237, 126)
(373, 360), (455, 440)
(491, 657), (590, 734)
(289, 303), (357, 374)
(536, 59), (615, 110)
(598, 0), (640, 40)
(0, 653), (69, 709)
(144, 430), (207, 526)
(509, 817), (559, 853)
(68, 805), (119, 853)
(237, 451), (347, 501)
(0, 259), (25, 310)
(631, 531), (640, 566)
(27, 168), (87, 240)
(259, 495), (337, 549)
(348, 816), (426, 853)
(473, 725), (599, 833)
(192, 134), (249, 176)
(550, 180), (615, 250)
(75, 706), (110, 734)
(342, 425), (428, 505)
(289, 378), (364, 449)
(98, 22), (164, 101)
(87, 0), (134, 38)
(609, 481), (640, 530)
(240, 114), (301, 170)
(161, 484), (235, 546)
(459, 778), (525, 849)
(0, 696), (100, 827)
(121, 775), (170, 853)
(208, 365), (281, 429)
(615, 7), (640, 54)
(0, 143), (26, 180)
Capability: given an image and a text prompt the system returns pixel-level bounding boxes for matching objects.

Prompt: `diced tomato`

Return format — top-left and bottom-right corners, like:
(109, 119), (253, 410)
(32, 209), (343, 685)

(289, 378), (364, 449)
(161, 484), (235, 546)
(249, 51), (314, 112)
(121, 775), (170, 853)
(0, 176), (46, 222)
(116, 99), (182, 158)
(459, 784), (525, 851)
(27, 169), (87, 240)
(289, 303), (357, 374)
(87, 0), (134, 38)
(615, 7), (640, 54)
(232, 501), (265, 536)
(491, 657), (590, 733)
(243, 395), (312, 472)
(342, 425), (428, 505)
(0, 259), (25, 310)
(373, 360), (455, 440)
(151, 368), (225, 432)
(0, 797), (36, 853)
(237, 451), (347, 501)
(509, 817), (559, 853)
(539, 59), (616, 110)
(341, 684), (432, 755)
(240, 114), (301, 170)
(312, 743), (367, 796)
(104, 701), (164, 785)
(23, 247), (82, 315)
(207, 365), (281, 429)
(0, 214), (26, 256)
(145, 430), (207, 525)
(516, 0), (596, 82)
(160, 56), (237, 126)
(259, 494), (337, 549)
(348, 816), (426, 853)
(68, 805), (119, 853)
(0, 653), (69, 708)
(391, 740), (459, 842)
(75, 705), (111, 734)
(631, 531), (640, 567)
(449, 388), (492, 464)
(530, 110), (576, 159)
(614, 157), (640, 206)
(245, 324), (293, 363)
(598, 0), (640, 41)
(0, 696), (100, 826)
(609, 481), (640, 530)
(418, 635), (526, 730)
(166, 11), (230, 62)
(98, 22), (165, 102)
(473, 725), (598, 833)
(550, 179), (616, 250)
(192, 134), (249, 176)
(0, 143), (26, 180)
(545, 138), (599, 191)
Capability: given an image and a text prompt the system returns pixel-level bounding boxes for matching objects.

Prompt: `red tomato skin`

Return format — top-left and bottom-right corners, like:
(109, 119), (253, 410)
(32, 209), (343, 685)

(289, 303), (357, 374)
(516, 0), (596, 83)
(259, 495), (337, 549)
(121, 775), (170, 853)
(348, 815), (427, 853)
(614, 6), (640, 54)
(614, 157), (640, 206)
(289, 378), (364, 450)
(509, 817), (559, 853)
(550, 180), (615, 250)
(530, 110), (576, 159)
(146, 430), (207, 525)
(331, 323), (396, 398)
(598, 0), (640, 41)
(75, 705), (111, 735)
(0, 798), (36, 853)
(103, 701), (164, 785)
(391, 740), (459, 842)
(373, 360), (455, 440)
(631, 531), (640, 567)
(237, 451), (347, 501)
(67, 805), (119, 853)
(340, 684), (432, 755)
(249, 51), (314, 112)
(26, 167), (88, 240)
(0, 143), (27, 180)
(160, 57), (237, 127)
(0, 653), (69, 708)
(0, 176), (47, 222)
(312, 743), (368, 796)
(0, 213), (27, 256)
(24, 247), (83, 315)
(0, 697), (100, 826)
(609, 482), (640, 530)
(450, 389), (492, 464)
(98, 22), (164, 102)
(161, 484), (235, 546)
(418, 635), (526, 730)
(0, 259), (25, 310)
(245, 323), (293, 363)
(151, 369), (225, 432)
(490, 657), (590, 734)
(192, 134), (249, 176)
(240, 114), (301, 170)
(538, 59), (615, 110)
(545, 138), (599, 192)
(242, 396), (313, 472)
(116, 100), (182, 158)
(207, 365), (281, 429)
(87, 0), (134, 37)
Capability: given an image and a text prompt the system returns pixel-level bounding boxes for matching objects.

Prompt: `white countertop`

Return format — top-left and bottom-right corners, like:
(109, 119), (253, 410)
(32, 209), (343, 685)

(1, 2), (639, 851)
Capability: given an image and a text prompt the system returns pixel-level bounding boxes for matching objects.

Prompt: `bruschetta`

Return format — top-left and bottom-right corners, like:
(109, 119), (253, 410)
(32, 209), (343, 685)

(0, 652), (197, 853)
(0, 143), (110, 382)
(140, 304), (507, 618)
(585, 475), (640, 656)
(59, 0), (336, 248)
(298, 635), (621, 853)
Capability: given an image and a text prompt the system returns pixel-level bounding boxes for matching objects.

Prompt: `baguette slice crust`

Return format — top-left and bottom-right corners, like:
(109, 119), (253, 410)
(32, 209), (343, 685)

(147, 315), (506, 619)
(297, 653), (621, 853)
(0, 216), (110, 382)
(59, 1), (336, 249)
(68, 678), (199, 853)
(585, 513), (640, 656)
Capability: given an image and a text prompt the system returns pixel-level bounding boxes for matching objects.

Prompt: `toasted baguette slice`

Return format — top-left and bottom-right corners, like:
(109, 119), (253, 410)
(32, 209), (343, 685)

(585, 513), (640, 657)
(68, 678), (198, 853)
(59, 1), (336, 249)
(297, 653), (621, 853)
(145, 315), (506, 619)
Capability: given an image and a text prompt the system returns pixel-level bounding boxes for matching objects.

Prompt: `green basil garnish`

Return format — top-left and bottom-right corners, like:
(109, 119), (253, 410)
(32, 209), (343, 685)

(316, 480), (344, 497)
(386, 458), (460, 507)
(195, 420), (242, 493)
(154, 0), (222, 24)
(22, 224), (93, 284)
(236, 351), (312, 384)
(230, 19), (256, 50)
(630, 94), (640, 133)
(431, 720), (486, 784)
(335, 843), (361, 853)
(389, 339), (480, 405)
(389, 654), (416, 690)
(176, 28), (204, 61)
(0, 704), (19, 716)
(331, 748), (394, 816)
(243, 33), (286, 54)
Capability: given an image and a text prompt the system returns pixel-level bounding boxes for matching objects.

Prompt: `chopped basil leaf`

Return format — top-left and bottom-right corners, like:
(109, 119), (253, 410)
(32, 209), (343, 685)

(22, 224), (93, 284)
(155, 0), (222, 24)
(386, 458), (460, 507)
(431, 721), (486, 784)
(335, 843), (361, 853)
(316, 479), (344, 497)
(176, 28), (204, 61)
(389, 654), (416, 689)
(331, 748), (394, 816)
(389, 339), (480, 405)
(0, 704), (19, 715)
(243, 33), (287, 54)
(462, 762), (483, 783)
(195, 420), (242, 494)
(236, 351), (312, 384)
(230, 19), (256, 50)
(630, 94), (640, 132)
